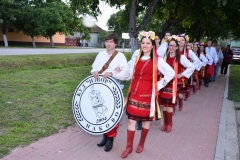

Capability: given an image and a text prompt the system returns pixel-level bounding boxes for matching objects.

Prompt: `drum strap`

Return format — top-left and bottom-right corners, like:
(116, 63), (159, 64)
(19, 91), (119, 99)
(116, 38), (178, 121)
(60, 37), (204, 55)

(98, 50), (118, 74)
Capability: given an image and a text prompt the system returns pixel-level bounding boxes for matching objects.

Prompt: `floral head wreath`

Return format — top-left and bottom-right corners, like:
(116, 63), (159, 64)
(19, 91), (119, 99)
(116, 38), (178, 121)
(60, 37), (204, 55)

(178, 33), (190, 42)
(168, 35), (181, 44)
(199, 42), (205, 46)
(138, 30), (156, 41)
(193, 42), (200, 47)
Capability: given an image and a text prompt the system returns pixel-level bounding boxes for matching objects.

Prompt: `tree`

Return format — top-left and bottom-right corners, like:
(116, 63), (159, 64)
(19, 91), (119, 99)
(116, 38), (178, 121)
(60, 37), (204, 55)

(107, 10), (128, 37)
(71, 0), (240, 51)
(98, 30), (109, 47)
(0, 0), (19, 47)
(71, 0), (160, 53)
(37, 2), (75, 48)
(13, 5), (43, 48)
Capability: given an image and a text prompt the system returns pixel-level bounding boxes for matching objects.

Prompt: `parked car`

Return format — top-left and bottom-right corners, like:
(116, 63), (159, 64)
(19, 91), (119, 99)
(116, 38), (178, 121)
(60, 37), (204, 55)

(230, 40), (240, 63)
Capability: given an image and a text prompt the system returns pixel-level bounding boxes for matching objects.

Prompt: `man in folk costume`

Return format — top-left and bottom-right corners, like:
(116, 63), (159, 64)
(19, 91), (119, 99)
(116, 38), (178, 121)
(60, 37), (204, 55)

(205, 40), (218, 84)
(121, 31), (175, 158)
(192, 42), (208, 93)
(193, 42), (208, 90)
(91, 33), (129, 152)
(159, 35), (194, 133)
(177, 34), (201, 111)
(202, 45), (214, 87)
(156, 31), (172, 58)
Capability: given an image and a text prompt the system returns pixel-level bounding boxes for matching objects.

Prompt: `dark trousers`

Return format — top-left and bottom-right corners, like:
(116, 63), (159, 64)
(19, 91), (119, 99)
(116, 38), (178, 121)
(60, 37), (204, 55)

(220, 62), (230, 75)
(204, 77), (209, 86)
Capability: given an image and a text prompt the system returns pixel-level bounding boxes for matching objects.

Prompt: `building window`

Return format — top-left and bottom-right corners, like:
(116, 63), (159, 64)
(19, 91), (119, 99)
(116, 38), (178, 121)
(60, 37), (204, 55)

(8, 28), (14, 32)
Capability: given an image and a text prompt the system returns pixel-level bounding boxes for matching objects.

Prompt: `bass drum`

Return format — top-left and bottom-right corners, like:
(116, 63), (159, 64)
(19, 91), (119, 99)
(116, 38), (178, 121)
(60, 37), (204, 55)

(72, 75), (124, 135)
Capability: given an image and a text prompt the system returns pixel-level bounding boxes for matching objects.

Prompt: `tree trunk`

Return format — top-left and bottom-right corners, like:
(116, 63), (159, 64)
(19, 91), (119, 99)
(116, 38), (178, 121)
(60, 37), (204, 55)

(129, 0), (159, 53)
(130, 37), (138, 54)
(3, 34), (8, 47)
(50, 35), (54, 48)
(2, 18), (8, 47)
(31, 36), (36, 48)
(129, 0), (138, 53)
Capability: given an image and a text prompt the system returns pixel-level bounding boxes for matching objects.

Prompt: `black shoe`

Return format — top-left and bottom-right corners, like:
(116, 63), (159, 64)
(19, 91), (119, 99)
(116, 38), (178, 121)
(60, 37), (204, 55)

(206, 83), (209, 87)
(209, 80), (212, 82)
(104, 137), (114, 152)
(213, 80), (215, 82)
(136, 121), (142, 130)
(97, 134), (107, 147)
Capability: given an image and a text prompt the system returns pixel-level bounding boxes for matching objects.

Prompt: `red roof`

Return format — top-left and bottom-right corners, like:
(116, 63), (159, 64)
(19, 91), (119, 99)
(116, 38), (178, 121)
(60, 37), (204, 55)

(92, 25), (104, 33)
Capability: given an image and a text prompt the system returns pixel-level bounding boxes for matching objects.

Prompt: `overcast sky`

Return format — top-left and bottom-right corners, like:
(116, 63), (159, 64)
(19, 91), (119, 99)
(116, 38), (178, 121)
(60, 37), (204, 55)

(95, 1), (120, 31)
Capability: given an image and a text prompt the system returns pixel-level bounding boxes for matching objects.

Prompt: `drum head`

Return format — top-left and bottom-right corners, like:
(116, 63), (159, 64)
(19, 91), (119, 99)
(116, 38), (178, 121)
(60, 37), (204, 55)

(72, 75), (124, 135)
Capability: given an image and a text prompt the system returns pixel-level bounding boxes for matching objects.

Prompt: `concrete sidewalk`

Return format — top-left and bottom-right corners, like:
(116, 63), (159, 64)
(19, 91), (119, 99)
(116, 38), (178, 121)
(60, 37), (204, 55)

(1, 75), (229, 160)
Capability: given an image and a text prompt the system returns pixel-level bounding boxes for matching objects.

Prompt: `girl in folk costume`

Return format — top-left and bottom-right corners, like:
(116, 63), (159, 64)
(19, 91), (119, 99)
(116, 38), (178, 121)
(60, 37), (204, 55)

(193, 42), (208, 90)
(159, 35), (194, 133)
(199, 44), (213, 87)
(178, 34), (201, 102)
(121, 31), (175, 158)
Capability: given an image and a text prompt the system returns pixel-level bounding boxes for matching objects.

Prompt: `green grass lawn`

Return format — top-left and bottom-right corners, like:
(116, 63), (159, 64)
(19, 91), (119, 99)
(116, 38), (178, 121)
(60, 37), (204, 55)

(0, 53), (131, 158)
(228, 65), (240, 102)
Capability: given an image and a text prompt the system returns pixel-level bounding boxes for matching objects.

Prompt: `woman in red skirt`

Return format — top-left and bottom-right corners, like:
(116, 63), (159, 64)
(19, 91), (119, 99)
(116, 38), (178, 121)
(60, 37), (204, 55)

(121, 31), (175, 158)
(159, 35), (194, 133)
(197, 43), (208, 89)
(192, 42), (208, 92)
(178, 34), (200, 107)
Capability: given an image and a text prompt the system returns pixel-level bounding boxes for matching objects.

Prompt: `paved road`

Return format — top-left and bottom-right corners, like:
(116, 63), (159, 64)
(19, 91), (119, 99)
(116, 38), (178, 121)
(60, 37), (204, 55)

(0, 48), (129, 56)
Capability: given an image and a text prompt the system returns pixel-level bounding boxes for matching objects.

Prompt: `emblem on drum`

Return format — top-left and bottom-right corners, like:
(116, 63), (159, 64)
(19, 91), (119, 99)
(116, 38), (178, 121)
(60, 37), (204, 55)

(72, 75), (124, 135)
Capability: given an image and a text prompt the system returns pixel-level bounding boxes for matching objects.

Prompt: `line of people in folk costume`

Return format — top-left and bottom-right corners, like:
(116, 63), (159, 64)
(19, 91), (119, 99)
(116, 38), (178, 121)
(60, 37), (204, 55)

(90, 31), (220, 158)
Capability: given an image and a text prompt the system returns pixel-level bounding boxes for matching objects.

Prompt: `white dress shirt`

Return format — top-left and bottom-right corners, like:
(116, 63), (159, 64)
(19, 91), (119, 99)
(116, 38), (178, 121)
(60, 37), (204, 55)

(199, 53), (208, 67)
(205, 47), (218, 64)
(157, 43), (168, 58)
(180, 55), (195, 78)
(91, 51), (129, 80)
(188, 50), (202, 71)
(205, 53), (213, 65)
(128, 49), (140, 67)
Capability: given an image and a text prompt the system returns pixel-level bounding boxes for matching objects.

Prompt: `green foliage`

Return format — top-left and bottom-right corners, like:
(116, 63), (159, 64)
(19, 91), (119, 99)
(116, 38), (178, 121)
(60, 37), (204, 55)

(103, 0), (240, 41)
(107, 10), (129, 37)
(228, 65), (240, 102)
(98, 30), (109, 42)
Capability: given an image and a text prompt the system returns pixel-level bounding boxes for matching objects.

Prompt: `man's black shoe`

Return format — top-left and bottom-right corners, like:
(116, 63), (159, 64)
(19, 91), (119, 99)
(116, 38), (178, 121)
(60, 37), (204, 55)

(97, 134), (107, 147)
(104, 137), (114, 152)
(136, 121), (142, 130)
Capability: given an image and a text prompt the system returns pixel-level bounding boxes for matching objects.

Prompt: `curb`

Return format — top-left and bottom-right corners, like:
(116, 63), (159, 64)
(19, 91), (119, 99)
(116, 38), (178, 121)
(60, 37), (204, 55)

(214, 65), (239, 160)
(214, 67), (229, 160)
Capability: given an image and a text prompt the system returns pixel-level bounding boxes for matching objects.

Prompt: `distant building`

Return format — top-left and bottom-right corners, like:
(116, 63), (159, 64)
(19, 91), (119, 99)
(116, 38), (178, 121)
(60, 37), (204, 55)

(0, 22), (104, 47)
(0, 23), (65, 46)
(66, 25), (104, 47)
